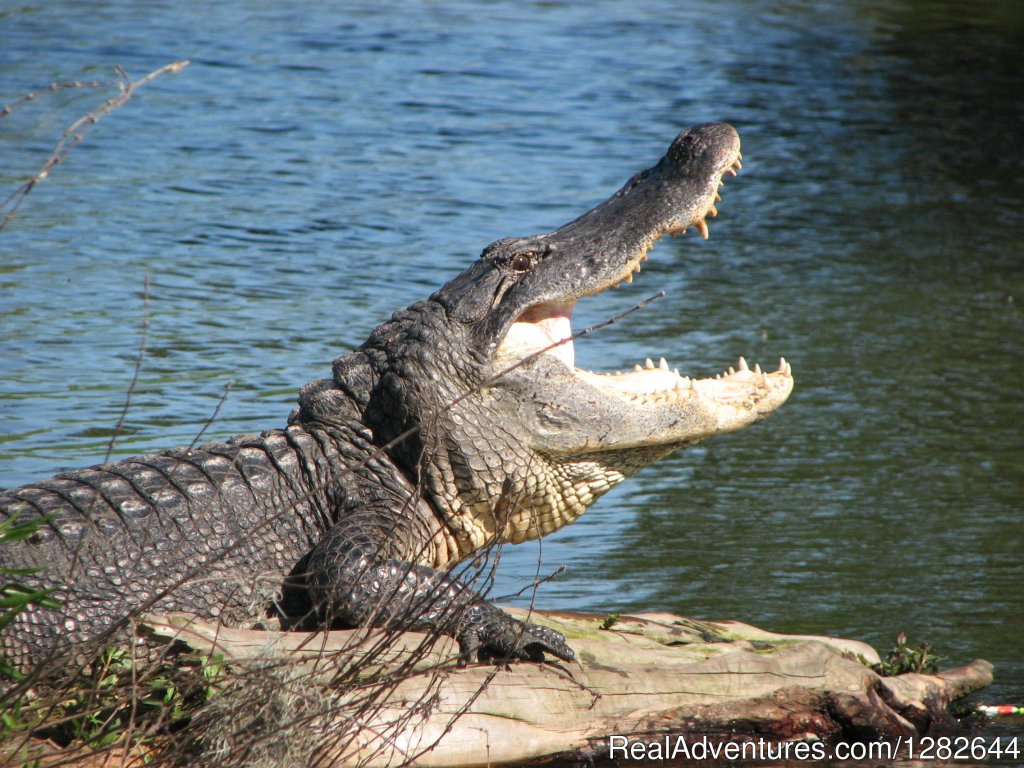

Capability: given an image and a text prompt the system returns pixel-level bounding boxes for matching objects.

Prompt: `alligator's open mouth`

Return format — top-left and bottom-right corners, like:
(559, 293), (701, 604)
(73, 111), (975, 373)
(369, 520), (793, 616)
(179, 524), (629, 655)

(494, 152), (794, 420)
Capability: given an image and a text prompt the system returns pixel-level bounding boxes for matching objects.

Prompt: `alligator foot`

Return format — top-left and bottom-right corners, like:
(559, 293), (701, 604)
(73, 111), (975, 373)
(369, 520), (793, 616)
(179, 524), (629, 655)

(457, 602), (575, 664)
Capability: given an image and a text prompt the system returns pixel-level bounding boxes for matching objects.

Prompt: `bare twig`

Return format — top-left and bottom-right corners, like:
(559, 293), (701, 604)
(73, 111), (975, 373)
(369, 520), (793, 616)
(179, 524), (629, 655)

(373, 290), (667, 464)
(494, 565), (567, 602)
(0, 78), (119, 118)
(0, 60), (189, 233)
(188, 381), (235, 452)
(104, 275), (150, 463)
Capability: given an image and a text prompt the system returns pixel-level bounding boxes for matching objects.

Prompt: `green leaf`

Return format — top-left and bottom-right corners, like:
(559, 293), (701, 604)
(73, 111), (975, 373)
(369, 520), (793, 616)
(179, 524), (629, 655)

(0, 512), (56, 545)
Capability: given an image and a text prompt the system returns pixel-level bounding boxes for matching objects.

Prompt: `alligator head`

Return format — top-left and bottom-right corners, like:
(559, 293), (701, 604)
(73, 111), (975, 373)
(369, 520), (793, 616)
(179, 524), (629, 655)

(327, 123), (793, 560)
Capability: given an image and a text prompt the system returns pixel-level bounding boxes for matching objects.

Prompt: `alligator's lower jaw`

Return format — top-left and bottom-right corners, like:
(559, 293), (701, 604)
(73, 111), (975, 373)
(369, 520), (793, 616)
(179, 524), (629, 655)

(576, 357), (794, 429)
(496, 306), (794, 427)
(578, 355), (791, 398)
(496, 303), (794, 429)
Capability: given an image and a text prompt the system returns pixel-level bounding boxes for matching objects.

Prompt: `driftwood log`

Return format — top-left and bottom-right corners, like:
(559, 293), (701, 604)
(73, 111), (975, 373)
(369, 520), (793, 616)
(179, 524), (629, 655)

(139, 608), (992, 767)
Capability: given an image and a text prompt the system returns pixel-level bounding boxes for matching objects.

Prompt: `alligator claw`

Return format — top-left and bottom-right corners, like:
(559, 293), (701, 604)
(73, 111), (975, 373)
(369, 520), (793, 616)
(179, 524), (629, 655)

(458, 603), (575, 664)
(515, 622), (576, 662)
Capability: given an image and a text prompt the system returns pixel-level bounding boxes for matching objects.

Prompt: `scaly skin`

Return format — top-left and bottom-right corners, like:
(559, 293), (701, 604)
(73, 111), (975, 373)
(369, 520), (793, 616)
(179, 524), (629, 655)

(0, 123), (793, 676)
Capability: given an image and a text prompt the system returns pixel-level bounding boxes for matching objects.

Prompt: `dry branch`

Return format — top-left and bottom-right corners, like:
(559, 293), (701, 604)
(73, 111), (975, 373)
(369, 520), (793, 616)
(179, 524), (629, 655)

(0, 60), (190, 233)
(0, 79), (120, 118)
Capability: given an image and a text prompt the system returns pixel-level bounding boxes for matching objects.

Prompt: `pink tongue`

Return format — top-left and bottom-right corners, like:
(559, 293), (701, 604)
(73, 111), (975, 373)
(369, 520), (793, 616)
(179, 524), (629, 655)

(537, 312), (572, 343)
(517, 303), (575, 368)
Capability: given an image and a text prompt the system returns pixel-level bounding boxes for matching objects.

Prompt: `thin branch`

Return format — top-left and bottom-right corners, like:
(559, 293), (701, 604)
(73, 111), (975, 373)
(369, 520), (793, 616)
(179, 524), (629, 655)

(0, 60), (190, 233)
(492, 565), (567, 602)
(188, 381), (235, 452)
(373, 290), (668, 463)
(0, 78), (119, 118)
(104, 275), (150, 463)
(485, 290), (666, 397)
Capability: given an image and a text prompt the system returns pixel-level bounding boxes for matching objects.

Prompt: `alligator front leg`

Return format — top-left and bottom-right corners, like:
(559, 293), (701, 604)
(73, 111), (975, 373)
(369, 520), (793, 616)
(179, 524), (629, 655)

(305, 523), (575, 663)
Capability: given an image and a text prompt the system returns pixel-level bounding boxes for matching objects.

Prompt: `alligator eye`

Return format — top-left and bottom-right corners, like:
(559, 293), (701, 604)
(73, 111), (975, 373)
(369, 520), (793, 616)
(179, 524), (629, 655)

(509, 252), (534, 272)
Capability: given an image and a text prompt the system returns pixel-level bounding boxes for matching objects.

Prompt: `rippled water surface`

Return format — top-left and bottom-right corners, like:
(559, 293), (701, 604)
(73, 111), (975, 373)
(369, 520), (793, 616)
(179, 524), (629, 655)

(2, 0), (1022, 735)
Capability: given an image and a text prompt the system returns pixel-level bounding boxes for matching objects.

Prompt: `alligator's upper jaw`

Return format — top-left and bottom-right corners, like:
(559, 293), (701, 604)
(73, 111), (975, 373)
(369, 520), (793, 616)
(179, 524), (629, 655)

(494, 123), (744, 374)
(493, 123), (794, 448)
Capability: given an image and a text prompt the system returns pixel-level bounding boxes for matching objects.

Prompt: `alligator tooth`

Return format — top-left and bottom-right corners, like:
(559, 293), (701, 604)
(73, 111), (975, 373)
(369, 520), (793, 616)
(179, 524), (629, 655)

(714, 191), (722, 202)
(737, 356), (749, 372)
(694, 219), (709, 240)
(624, 272), (633, 283)
(754, 362), (762, 375)
(708, 204), (718, 218)
(644, 358), (655, 370)
(727, 366), (736, 375)
(726, 166), (737, 177)
(673, 368), (680, 376)
(633, 364), (643, 372)
(658, 357), (669, 371)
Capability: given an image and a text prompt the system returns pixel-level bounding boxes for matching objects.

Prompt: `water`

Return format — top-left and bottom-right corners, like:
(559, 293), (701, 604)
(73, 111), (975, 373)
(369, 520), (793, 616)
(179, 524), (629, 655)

(2, 0), (1022, 747)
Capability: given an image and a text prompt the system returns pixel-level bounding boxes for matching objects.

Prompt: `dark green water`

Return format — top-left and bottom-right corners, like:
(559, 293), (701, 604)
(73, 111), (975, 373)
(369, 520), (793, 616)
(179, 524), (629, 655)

(2, 0), (1022, 750)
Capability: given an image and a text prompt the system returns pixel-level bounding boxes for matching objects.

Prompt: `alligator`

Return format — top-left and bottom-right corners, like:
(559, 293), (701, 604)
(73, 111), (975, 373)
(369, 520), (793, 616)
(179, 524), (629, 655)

(0, 123), (793, 676)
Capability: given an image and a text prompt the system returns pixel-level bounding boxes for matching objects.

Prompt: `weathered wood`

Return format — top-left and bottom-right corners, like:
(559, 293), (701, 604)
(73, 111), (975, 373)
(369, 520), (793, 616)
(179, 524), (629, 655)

(144, 610), (992, 767)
